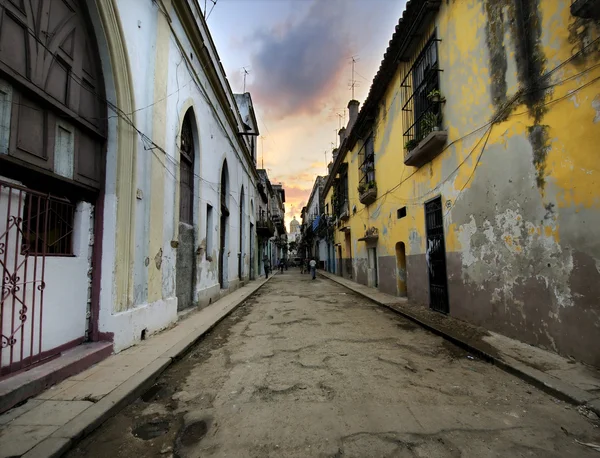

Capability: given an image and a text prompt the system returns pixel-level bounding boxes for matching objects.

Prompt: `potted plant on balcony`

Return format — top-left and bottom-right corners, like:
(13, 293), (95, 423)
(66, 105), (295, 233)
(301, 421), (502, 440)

(359, 180), (377, 205)
(420, 112), (441, 137)
(427, 89), (444, 103)
(405, 139), (418, 151)
(357, 183), (366, 194)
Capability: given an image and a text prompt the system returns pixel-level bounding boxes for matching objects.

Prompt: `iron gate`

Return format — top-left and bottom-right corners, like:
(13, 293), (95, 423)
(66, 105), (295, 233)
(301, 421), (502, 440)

(425, 197), (449, 313)
(0, 180), (74, 375)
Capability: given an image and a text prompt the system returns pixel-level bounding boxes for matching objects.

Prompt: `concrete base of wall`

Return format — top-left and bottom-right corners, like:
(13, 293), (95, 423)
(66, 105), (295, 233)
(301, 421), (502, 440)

(0, 342), (113, 414)
(377, 255), (397, 296)
(105, 297), (178, 353)
(406, 254), (428, 306)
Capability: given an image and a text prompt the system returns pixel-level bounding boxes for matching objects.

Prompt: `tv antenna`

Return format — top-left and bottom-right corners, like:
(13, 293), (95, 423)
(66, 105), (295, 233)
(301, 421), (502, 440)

(205, 0), (218, 19)
(350, 56), (359, 100)
(242, 67), (250, 92)
(261, 135), (265, 169)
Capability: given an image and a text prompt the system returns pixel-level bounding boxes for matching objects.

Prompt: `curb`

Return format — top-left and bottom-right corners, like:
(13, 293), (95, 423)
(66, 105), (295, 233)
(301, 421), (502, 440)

(319, 272), (600, 417)
(23, 276), (274, 458)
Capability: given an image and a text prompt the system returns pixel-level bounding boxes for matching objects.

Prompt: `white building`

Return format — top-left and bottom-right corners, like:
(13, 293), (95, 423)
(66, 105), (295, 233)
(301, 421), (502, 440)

(0, 0), (266, 406)
(301, 176), (328, 269)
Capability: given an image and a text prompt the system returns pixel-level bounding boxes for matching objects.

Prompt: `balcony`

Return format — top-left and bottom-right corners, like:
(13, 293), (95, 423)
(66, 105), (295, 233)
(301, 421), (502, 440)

(571, 0), (600, 18)
(404, 130), (448, 167)
(358, 184), (377, 206)
(401, 33), (447, 167)
(256, 219), (275, 237)
(339, 200), (350, 221)
(358, 136), (377, 206)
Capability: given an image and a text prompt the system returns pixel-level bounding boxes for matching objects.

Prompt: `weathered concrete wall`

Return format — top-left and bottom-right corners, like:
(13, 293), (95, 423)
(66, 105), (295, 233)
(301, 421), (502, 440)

(377, 256), (396, 296)
(92, 0), (258, 352)
(326, 0), (600, 365)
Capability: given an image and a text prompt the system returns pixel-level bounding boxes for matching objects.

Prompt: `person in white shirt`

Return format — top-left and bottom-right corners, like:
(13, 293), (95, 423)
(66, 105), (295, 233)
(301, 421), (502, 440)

(309, 258), (317, 280)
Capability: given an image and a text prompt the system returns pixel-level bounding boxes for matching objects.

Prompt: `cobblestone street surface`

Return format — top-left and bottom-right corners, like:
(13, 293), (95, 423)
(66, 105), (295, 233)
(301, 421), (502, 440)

(68, 271), (600, 457)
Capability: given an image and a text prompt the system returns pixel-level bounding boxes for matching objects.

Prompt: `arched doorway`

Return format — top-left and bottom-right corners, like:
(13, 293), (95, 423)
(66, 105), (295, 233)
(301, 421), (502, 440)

(0, 0), (108, 374)
(396, 242), (407, 297)
(238, 186), (245, 280)
(179, 110), (195, 225)
(219, 161), (229, 288)
(176, 109), (197, 311)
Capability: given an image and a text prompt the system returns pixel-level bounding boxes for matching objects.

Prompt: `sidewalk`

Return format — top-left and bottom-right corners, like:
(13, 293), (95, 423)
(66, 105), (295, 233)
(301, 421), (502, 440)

(319, 270), (600, 417)
(0, 276), (272, 458)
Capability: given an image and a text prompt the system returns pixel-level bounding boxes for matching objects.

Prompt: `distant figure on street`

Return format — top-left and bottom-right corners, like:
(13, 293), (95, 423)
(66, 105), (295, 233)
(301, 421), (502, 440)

(310, 258), (317, 280)
(300, 259), (306, 274)
(279, 258), (284, 273)
(263, 256), (271, 279)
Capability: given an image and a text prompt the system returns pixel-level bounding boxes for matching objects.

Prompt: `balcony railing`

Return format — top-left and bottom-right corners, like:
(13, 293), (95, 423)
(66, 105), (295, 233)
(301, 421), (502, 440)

(256, 218), (275, 237)
(401, 32), (447, 166)
(401, 33), (443, 147)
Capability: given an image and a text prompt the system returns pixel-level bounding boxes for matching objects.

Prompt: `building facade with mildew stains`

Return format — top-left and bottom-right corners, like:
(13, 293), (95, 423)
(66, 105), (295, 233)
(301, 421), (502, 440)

(324, 0), (600, 366)
(0, 0), (264, 388)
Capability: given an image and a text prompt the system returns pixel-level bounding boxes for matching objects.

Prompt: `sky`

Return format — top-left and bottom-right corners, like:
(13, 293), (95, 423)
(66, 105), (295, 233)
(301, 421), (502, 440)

(207, 0), (408, 229)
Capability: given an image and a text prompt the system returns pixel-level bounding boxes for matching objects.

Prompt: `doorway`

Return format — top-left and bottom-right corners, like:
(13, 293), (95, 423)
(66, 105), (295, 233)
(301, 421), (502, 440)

(344, 231), (352, 279)
(368, 247), (378, 288)
(176, 110), (196, 311)
(395, 242), (407, 297)
(336, 245), (342, 276)
(249, 223), (255, 280)
(238, 186), (245, 280)
(425, 197), (449, 313)
(219, 161), (229, 289)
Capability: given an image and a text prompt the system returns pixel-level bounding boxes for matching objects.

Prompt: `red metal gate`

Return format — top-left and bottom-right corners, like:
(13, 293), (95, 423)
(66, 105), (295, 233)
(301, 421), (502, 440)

(0, 179), (74, 376)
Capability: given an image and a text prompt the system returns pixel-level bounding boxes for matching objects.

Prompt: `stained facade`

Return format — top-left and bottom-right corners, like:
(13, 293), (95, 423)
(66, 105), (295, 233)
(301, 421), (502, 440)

(323, 0), (600, 366)
(0, 0), (272, 385)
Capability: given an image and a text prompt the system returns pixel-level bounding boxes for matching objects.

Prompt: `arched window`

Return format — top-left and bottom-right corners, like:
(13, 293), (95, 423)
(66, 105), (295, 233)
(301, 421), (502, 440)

(179, 110), (195, 224)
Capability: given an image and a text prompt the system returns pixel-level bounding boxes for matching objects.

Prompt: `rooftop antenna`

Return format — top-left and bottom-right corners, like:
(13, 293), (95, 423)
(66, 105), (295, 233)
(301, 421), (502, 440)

(351, 56), (358, 100)
(324, 150), (328, 174)
(261, 135), (265, 169)
(334, 128), (338, 148)
(242, 67), (249, 93)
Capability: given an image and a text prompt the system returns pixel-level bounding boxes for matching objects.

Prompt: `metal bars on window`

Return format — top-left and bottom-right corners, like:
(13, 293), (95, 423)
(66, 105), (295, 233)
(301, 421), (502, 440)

(358, 134), (375, 188)
(401, 32), (443, 151)
(0, 180), (76, 375)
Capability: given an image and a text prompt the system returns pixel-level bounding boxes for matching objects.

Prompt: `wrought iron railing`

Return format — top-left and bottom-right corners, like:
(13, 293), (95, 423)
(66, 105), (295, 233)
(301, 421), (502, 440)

(401, 33), (443, 152)
(358, 134), (375, 189)
(1, 180), (75, 375)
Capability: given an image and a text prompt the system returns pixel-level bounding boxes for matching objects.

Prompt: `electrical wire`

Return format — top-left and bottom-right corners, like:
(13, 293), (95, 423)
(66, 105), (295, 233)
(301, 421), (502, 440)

(326, 36), (600, 220)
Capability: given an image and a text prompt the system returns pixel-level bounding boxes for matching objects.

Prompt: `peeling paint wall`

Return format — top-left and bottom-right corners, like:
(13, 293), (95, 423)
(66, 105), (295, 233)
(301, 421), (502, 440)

(95, 0), (258, 352)
(326, 0), (600, 366)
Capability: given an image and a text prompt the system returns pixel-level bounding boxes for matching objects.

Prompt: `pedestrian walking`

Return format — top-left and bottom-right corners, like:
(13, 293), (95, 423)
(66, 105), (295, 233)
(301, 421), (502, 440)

(279, 258), (284, 273)
(263, 256), (271, 279)
(310, 258), (317, 280)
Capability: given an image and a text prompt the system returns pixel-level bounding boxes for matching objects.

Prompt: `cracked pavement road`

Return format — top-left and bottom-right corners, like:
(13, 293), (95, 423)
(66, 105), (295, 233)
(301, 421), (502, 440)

(68, 271), (600, 457)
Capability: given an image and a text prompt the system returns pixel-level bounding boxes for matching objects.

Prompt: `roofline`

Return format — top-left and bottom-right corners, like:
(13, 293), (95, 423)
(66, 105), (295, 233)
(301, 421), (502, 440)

(323, 0), (441, 196)
(173, 0), (259, 180)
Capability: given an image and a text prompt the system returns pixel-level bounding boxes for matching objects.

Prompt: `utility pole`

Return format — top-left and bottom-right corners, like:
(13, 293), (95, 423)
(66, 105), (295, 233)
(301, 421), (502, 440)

(324, 150), (328, 174)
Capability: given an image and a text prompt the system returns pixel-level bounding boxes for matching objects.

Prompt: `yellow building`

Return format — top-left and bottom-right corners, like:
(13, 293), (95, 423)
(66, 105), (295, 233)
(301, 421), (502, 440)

(323, 0), (600, 366)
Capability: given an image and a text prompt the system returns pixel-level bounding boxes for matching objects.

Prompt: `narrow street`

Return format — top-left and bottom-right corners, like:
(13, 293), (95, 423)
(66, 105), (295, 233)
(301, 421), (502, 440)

(68, 272), (600, 458)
